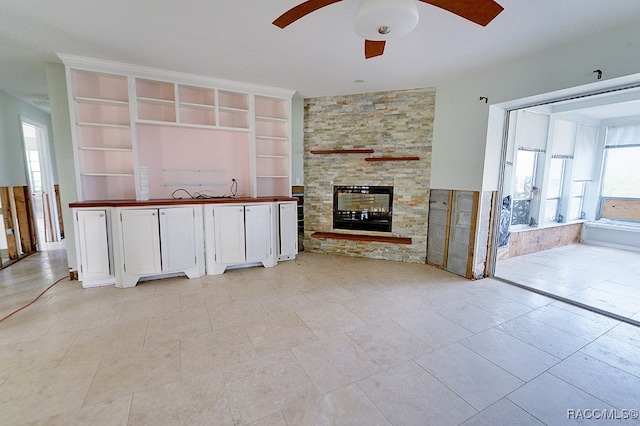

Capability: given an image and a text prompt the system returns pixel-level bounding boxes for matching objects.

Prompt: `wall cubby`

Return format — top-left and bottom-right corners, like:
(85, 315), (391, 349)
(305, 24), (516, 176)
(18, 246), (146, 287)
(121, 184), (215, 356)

(254, 96), (290, 197)
(62, 55), (294, 201)
(70, 69), (135, 201)
(178, 85), (215, 126)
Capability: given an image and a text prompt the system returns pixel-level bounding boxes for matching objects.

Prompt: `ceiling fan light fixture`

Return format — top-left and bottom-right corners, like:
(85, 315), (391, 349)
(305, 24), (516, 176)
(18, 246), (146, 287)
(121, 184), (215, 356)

(353, 0), (419, 40)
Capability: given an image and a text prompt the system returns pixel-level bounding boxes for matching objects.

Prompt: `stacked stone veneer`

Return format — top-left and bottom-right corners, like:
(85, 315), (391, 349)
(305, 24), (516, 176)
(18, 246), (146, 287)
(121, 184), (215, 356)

(303, 88), (435, 263)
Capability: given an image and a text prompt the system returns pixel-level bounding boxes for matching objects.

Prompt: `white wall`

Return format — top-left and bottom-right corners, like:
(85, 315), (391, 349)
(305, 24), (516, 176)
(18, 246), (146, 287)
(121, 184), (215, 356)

(0, 90), (55, 187)
(291, 95), (304, 185)
(432, 19), (640, 191)
(46, 62), (78, 270)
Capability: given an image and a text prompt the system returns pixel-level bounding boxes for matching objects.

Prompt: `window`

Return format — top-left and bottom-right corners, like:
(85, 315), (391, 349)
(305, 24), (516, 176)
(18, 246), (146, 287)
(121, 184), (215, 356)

(505, 112), (602, 227)
(543, 158), (565, 222)
(511, 149), (538, 225)
(601, 146), (640, 198)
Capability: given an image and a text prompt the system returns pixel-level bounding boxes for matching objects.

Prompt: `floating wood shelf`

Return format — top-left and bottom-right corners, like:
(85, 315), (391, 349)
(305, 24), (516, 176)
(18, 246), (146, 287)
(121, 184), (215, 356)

(365, 156), (420, 162)
(311, 231), (412, 245)
(310, 149), (375, 154)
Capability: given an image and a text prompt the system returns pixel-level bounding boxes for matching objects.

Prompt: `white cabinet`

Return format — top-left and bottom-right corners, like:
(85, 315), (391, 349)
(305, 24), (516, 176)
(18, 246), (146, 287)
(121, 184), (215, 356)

(277, 201), (298, 261)
(120, 209), (162, 276)
(75, 209), (114, 287)
(211, 205), (246, 265)
(245, 204), (273, 262)
(116, 206), (204, 288)
(206, 203), (276, 275)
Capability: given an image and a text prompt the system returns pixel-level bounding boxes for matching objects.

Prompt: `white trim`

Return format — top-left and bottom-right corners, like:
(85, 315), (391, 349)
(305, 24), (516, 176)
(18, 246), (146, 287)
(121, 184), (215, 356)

(57, 53), (296, 99)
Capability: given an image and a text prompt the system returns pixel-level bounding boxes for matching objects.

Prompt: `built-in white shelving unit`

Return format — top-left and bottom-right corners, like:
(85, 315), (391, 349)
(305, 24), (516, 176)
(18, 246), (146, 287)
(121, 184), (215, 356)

(62, 54), (294, 201)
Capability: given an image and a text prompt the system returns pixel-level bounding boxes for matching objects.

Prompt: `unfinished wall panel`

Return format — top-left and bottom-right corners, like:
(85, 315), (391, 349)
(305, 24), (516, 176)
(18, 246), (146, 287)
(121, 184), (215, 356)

(427, 189), (489, 279)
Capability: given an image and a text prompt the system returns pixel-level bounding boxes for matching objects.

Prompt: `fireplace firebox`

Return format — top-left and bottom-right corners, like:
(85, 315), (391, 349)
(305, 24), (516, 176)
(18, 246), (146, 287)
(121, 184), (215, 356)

(333, 186), (393, 232)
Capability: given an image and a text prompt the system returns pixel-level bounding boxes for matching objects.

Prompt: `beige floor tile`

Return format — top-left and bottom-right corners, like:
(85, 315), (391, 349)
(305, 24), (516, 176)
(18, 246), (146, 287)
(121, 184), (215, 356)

(266, 273), (318, 291)
(525, 304), (619, 340)
(299, 284), (355, 305)
(0, 330), (77, 378)
(118, 293), (180, 323)
(296, 302), (366, 339)
(292, 333), (381, 394)
(497, 315), (590, 359)
(225, 277), (277, 301)
(347, 321), (432, 367)
(247, 411), (288, 425)
(580, 334), (640, 377)
(359, 360), (477, 426)
(60, 319), (148, 365)
(283, 383), (390, 425)
(99, 282), (157, 305)
(389, 307), (474, 349)
(0, 359), (100, 424)
(83, 340), (181, 406)
(45, 301), (124, 335)
(507, 373), (613, 425)
(144, 305), (211, 344)
(257, 291), (315, 317)
(244, 313), (317, 355)
(430, 299), (507, 333)
(128, 370), (233, 426)
(207, 298), (269, 330)
(416, 343), (524, 411)
(3, 243), (639, 425)
(151, 275), (204, 297)
(460, 328), (560, 381)
(495, 243), (640, 321)
(0, 310), (64, 346)
(180, 284), (232, 310)
(180, 325), (257, 377)
(340, 293), (407, 323)
(550, 352), (640, 410)
(463, 290), (534, 320)
(461, 398), (545, 426)
(223, 350), (318, 424)
(27, 395), (132, 426)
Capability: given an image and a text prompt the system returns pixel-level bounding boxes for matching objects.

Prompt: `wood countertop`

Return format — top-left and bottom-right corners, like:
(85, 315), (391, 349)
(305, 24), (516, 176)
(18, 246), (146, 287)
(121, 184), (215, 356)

(70, 197), (297, 208)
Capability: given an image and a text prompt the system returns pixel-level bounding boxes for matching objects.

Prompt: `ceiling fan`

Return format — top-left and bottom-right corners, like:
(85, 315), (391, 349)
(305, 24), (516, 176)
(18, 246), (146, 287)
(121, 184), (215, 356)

(273, 0), (504, 59)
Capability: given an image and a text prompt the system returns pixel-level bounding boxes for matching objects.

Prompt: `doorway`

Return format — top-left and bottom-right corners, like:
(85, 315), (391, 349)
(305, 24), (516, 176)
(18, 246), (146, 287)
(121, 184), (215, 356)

(491, 85), (640, 324)
(21, 118), (62, 245)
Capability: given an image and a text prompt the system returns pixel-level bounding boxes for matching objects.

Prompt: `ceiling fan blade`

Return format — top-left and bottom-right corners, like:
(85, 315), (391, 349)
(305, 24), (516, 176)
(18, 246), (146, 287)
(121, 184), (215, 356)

(419, 0), (504, 26)
(273, 0), (343, 28)
(364, 40), (386, 59)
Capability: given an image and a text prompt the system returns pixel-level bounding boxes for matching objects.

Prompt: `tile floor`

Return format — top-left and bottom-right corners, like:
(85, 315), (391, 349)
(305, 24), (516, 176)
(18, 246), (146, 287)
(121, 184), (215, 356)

(495, 243), (640, 323)
(1, 242), (640, 425)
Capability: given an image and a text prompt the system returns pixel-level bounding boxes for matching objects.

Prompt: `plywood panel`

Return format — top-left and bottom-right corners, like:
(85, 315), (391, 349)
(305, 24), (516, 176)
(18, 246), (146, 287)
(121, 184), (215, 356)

(601, 198), (640, 222)
(12, 186), (36, 254)
(0, 187), (18, 259)
(54, 184), (64, 238)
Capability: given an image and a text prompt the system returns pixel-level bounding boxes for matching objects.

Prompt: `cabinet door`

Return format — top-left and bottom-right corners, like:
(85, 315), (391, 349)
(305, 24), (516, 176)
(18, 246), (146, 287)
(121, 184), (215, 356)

(121, 209), (161, 275)
(245, 204), (272, 262)
(159, 207), (196, 272)
(278, 202), (298, 257)
(77, 210), (111, 281)
(213, 205), (246, 264)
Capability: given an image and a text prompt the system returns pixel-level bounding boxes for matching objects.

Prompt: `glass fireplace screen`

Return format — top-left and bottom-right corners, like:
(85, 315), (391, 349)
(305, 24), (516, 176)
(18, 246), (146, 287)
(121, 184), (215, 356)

(333, 186), (393, 232)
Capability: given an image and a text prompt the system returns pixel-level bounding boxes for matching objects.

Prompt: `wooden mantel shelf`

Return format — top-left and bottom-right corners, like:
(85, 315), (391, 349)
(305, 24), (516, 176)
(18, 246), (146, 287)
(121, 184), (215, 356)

(311, 231), (412, 245)
(310, 149), (375, 154)
(365, 156), (420, 162)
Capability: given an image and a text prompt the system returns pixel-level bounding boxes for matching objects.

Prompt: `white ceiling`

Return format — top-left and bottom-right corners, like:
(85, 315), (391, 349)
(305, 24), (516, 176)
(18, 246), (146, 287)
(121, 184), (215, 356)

(2, 0), (640, 111)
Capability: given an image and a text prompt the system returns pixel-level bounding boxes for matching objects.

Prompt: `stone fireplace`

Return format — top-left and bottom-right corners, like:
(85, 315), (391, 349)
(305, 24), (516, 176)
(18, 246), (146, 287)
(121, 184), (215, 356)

(303, 88), (435, 263)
